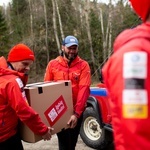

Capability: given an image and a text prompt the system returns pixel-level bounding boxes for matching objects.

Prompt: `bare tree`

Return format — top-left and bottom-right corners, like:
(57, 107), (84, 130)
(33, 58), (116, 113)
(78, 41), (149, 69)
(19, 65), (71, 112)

(52, 0), (61, 54)
(98, 0), (113, 61)
(99, 7), (107, 61)
(41, 0), (49, 63)
(28, 0), (34, 47)
(108, 0), (113, 57)
(55, 0), (64, 41)
(83, 0), (98, 80)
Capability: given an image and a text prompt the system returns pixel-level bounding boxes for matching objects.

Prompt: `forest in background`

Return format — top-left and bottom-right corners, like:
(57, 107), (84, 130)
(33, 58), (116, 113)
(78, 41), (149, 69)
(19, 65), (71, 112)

(0, 0), (141, 83)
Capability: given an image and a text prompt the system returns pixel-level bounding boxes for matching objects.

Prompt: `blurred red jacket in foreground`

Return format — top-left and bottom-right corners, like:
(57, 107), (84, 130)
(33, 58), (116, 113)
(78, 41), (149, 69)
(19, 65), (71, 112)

(103, 23), (150, 150)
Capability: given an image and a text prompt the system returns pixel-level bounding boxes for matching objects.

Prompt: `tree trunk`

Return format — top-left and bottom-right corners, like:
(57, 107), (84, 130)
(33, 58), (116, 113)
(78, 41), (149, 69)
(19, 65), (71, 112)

(99, 7), (107, 62)
(108, 1), (113, 57)
(84, 0), (98, 80)
(55, 0), (64, 41)
(28, 0), (34, 48)
(41, 0), (49, 63)
(52, 0), (61, 54)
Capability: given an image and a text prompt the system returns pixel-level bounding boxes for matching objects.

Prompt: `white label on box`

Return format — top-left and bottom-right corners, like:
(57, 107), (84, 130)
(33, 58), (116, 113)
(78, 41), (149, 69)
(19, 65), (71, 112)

(48, 108), (58, 122)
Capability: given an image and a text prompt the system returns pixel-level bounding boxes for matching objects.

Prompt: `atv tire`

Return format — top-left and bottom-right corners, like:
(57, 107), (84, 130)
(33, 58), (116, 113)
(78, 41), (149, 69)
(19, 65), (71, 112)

(80, 107), (109, 149)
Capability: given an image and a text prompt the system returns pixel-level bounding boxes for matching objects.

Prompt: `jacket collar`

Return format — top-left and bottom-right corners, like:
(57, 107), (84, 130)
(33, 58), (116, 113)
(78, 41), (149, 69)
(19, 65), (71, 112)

(0, 56), (28, 86)
(56, 56), (81, 67)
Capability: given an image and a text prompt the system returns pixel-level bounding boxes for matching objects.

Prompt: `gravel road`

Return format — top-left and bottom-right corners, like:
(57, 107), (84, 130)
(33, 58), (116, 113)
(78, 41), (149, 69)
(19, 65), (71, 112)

(23, 135), (95, 150)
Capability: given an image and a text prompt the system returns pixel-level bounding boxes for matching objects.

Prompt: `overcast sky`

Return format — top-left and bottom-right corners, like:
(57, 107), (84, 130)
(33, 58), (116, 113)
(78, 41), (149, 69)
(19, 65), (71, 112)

(0, 0), (11, 6)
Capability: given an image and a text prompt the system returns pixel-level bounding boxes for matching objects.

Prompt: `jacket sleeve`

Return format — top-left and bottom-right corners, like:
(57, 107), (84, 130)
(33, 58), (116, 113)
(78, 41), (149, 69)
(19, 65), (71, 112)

(74, 62), (91, 117)
(7, 78), (48, 136)
(44, 61), (53, 81)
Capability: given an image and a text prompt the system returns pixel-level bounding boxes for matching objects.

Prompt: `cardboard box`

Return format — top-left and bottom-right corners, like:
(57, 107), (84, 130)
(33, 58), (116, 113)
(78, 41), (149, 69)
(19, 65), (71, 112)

(20, 81), (73, 143)
(20, 122), (42, 143)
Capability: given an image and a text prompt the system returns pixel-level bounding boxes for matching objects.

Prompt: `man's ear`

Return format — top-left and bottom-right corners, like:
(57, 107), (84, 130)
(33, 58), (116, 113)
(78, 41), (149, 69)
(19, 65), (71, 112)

(61, 45), (65, 51)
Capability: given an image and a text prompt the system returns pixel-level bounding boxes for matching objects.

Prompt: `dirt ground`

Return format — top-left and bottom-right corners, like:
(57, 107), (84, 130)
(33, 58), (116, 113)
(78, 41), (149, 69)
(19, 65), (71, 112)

(23, 135), (95, 150)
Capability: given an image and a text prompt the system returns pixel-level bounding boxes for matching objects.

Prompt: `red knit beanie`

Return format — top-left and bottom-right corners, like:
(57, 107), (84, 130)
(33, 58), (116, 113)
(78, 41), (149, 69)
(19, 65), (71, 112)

(7, 44), (35, 62)
(129, 0), (150, 22)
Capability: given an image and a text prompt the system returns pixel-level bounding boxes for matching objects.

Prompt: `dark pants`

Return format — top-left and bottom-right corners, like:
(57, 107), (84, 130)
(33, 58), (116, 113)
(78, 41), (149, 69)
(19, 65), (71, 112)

(0, 133), (24, 150)
(57, 115), (83, 150)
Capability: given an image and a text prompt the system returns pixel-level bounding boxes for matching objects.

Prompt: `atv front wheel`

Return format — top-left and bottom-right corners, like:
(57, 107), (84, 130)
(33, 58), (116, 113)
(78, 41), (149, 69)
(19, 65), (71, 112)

(80, 107), (108, 149)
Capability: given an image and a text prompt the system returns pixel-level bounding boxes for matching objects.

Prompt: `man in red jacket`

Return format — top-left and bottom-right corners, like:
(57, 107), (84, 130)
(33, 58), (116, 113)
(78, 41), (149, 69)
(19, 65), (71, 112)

(44, 35), (91, 150)
(102, 0), (150, 150)
(0, 44), (52, 150)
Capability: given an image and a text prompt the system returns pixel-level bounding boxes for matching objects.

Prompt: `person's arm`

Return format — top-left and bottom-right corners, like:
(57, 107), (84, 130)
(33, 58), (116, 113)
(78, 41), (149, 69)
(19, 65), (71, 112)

(7, 78), (52, 140)
(74, 61), (91, 117)
(44, 61), (53, 81)
(67, 61), (91, 128)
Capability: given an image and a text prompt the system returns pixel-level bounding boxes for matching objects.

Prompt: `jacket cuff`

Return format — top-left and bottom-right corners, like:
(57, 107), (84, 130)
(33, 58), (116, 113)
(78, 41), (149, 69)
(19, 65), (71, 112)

(74, 111), (80, 118)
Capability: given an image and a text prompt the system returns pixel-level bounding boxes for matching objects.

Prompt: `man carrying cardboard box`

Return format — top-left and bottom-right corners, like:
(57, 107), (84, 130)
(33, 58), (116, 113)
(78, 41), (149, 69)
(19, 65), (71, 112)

(0, 44), (53, 150)
(44, 35), (91, 150)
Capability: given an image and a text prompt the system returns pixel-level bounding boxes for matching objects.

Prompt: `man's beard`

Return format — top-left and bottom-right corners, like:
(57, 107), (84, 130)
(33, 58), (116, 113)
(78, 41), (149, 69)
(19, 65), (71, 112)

(64, 51), (78, 61)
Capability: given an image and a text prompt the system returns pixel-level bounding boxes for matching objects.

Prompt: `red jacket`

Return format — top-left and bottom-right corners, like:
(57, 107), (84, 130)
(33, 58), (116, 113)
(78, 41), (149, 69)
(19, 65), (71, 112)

(0, 57), (48, 142)
(103, 23), (150, 150)
(44, 56), (91, 117)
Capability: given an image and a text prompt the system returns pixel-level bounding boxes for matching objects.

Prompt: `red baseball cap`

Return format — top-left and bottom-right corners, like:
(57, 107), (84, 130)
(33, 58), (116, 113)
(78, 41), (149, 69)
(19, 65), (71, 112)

(129, 0), (150, 22)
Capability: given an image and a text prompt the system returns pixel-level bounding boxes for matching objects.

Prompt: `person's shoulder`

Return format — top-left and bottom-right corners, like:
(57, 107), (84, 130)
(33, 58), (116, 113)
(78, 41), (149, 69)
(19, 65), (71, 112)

(47, 56), (64, 68)
(113, 24), (147, 52)
(3, 75), (22, 89)
(78, 56), (88, 64)
(115, 23), (150, 43)
(115, 28), (133, 43)
(48, 56), (60, 63)
(77, 57), (90, 69)
(14, 77), (24, 88)
(113, 29), (132, 51)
